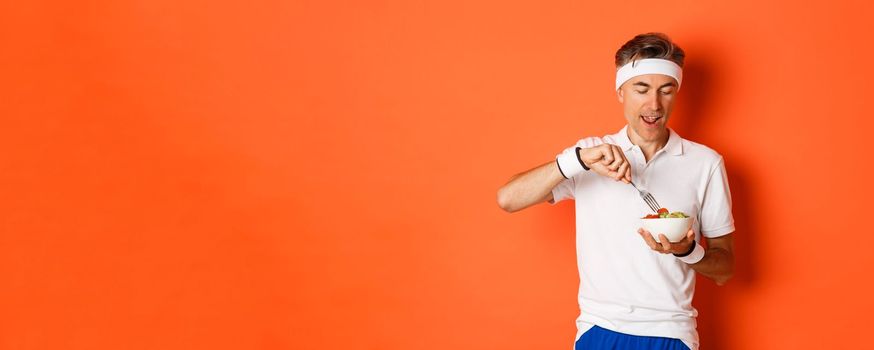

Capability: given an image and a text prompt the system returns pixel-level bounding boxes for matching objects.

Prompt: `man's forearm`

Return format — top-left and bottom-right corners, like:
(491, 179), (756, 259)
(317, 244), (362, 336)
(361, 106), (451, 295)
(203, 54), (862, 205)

(689, 247), (734, 286)
(497, 161), (565, 212)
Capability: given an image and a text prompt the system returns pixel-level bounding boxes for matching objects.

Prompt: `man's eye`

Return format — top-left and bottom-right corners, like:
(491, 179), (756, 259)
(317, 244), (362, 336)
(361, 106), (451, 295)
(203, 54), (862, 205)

(635, 90), (647, 94)
(659, 90), (674, 95)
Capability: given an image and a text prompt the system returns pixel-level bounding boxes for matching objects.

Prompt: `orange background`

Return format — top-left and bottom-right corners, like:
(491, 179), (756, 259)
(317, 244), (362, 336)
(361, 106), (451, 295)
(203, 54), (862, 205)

(1, 1), (872, 349)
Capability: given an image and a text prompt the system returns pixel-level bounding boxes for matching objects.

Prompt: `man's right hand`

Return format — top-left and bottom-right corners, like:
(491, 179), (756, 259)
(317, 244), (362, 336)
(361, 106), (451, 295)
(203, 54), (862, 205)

(579, 144), (632, 183)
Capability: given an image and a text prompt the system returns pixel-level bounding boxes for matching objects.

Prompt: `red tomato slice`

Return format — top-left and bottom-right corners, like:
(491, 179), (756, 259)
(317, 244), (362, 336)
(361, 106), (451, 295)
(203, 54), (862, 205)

(657, 208), (669, 215)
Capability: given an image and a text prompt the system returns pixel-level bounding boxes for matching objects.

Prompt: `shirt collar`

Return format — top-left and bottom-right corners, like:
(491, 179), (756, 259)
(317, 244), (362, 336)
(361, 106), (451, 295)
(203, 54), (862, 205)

(614, 125), (684, 156)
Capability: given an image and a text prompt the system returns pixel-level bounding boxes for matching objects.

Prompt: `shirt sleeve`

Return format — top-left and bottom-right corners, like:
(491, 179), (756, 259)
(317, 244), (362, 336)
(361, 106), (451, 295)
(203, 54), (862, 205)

(699, 157), (735, 238)
(549, 136), (604, 204)
(549, 176), (575, 204)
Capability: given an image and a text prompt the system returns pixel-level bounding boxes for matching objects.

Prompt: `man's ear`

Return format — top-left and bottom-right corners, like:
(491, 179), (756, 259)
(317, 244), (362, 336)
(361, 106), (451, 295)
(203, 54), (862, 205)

(617, 88), (624, 103)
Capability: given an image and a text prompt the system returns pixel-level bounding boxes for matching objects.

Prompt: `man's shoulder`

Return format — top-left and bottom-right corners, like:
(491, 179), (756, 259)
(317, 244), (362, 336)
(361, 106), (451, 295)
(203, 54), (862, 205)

(673, 137), (730, 183)
(680, 138), (724, 163)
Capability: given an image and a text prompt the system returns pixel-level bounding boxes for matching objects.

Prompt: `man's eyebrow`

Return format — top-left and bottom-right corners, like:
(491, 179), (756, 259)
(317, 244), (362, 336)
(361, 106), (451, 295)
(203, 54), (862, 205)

(632, 81), (678, 89)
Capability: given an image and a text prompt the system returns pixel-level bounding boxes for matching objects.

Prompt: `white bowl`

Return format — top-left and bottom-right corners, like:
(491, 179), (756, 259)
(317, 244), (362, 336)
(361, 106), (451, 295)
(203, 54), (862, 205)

(640, 217), (693, 243)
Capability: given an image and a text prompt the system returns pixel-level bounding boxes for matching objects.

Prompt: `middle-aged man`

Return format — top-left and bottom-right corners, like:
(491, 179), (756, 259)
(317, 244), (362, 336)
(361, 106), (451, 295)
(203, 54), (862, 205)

(496, 33), (735, 350)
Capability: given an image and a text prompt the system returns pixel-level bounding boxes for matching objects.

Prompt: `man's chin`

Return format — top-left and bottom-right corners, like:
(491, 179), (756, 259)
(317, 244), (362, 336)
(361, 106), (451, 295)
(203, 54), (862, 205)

(631, 124), (667, 141)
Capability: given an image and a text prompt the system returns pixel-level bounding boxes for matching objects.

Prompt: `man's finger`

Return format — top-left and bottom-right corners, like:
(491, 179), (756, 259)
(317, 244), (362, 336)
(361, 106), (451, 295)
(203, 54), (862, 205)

(615, 162), (629, 181)
(607, 145), (624, 171)
(658, 234), (672, 251)
(600, 145), (614, 165)
(638, 229), (659, 250)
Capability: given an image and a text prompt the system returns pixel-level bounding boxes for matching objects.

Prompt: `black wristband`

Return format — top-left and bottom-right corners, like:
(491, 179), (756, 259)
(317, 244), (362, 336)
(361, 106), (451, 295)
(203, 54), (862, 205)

(575, 147), (590, 171)
(673, 240), (697, 257)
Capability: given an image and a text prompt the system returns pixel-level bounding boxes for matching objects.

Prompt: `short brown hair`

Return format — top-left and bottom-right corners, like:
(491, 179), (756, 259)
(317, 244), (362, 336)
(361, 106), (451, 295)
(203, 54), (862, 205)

(615, 32), (685, 68)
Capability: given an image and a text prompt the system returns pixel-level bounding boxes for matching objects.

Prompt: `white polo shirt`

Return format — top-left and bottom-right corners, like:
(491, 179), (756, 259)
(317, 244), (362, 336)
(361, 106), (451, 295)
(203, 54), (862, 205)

(551, 126), (735, 350)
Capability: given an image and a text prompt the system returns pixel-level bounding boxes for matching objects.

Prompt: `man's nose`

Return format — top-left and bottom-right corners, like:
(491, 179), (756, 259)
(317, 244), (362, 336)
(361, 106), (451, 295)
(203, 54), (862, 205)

(648, 93), (662, 111)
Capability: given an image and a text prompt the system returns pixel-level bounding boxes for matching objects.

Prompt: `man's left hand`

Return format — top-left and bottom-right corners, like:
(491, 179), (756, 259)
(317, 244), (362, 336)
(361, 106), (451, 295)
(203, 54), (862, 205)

(637, 227), (694, 255)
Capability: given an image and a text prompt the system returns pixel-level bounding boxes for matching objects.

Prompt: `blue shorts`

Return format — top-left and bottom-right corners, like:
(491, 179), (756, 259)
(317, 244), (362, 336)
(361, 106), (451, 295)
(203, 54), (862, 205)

(574, 325), (690, 350)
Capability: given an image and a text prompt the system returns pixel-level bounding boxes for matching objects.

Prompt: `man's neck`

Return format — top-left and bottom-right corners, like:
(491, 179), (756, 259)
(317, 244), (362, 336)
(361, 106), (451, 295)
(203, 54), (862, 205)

(626, 127), (669, 162)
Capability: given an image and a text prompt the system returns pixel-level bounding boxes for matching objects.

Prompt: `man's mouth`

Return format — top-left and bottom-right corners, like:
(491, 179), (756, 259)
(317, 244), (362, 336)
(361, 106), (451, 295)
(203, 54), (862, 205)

(641, 115), (662, 125)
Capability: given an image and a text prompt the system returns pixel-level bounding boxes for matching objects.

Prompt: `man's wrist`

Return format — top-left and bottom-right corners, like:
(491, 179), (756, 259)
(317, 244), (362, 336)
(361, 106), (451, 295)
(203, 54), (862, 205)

(674, 240), (705, 264)
(673, 240), (696, 257)
(575, 147), (590, 171)
(556, 146), (588, 179)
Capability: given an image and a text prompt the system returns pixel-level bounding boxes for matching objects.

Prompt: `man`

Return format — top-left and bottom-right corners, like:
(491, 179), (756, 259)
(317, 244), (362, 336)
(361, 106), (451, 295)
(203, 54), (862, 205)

(496, 33), (735, 350)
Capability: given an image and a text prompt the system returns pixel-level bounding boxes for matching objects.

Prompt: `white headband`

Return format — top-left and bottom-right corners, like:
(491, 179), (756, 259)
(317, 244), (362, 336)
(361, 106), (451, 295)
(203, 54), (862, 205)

(615, 58), (683, 91)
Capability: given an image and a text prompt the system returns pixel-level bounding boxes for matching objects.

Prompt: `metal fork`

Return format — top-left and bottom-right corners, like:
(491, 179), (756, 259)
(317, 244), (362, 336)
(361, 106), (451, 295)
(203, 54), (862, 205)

(630, 181), (661, 212)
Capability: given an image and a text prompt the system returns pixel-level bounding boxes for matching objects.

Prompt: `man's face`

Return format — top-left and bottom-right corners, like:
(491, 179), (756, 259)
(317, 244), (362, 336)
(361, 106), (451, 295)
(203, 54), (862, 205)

(617, 74), (678, 143)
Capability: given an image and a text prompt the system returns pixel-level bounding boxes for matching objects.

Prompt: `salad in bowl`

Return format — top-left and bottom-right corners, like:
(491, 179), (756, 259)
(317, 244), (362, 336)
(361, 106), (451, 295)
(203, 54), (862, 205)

(640, 208), (692, 243)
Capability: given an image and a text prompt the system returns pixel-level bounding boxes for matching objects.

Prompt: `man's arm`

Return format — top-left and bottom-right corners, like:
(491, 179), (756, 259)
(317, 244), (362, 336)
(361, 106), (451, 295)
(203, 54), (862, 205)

(690, 234), (734, 286)
(497, 144), (633, 213)
(497, 161), (566, 213)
